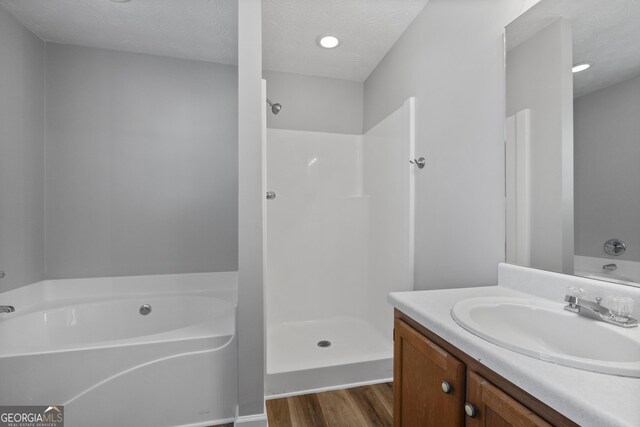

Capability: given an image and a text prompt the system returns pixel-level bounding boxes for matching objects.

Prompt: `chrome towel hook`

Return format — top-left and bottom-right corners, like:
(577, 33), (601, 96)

(410, 157), (426, 169)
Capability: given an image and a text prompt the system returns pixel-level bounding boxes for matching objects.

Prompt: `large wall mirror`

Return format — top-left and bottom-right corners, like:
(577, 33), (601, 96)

(506, 0), (640, 288)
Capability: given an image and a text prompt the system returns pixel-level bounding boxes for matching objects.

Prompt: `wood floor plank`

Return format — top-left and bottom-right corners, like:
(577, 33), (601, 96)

(316, 388), (368, 427)
(267, 397), (293, 427)
(288, 393), (329, 427)
(371, 383), (393, 416)
(347, 385), (393, 426)
(266, 382), (393, 427)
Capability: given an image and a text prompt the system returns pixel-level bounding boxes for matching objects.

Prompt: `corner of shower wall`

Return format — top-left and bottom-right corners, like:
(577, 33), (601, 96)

(361, 97), (416, 338)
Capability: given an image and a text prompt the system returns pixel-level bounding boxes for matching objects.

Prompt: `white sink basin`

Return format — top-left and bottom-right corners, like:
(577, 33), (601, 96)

(451, 296), (640, 377)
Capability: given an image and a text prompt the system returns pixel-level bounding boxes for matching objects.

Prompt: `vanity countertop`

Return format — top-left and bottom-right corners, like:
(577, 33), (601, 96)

(388, 263), (640, 427)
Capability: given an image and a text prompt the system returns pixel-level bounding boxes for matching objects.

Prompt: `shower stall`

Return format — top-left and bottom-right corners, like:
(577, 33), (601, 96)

(265, 98), (416, 396)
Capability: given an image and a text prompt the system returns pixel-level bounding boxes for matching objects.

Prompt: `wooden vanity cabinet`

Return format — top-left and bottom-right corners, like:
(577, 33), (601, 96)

(465, 371), (550, 427)
(393, 316), (465, 427)
(393, 310), (578, 427)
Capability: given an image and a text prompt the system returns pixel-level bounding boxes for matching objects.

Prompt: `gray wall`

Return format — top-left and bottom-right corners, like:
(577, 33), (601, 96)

(507, 19), (574, 274)
(574, 74), (640, 262)
(364, 0), (529, 290)
(0, 7), (45, 293)
(45, 43), (238, 279)
(263, 70), (363, 135)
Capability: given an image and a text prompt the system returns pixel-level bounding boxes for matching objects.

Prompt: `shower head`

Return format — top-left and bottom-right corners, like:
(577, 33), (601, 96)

(266, 98), (282, 115)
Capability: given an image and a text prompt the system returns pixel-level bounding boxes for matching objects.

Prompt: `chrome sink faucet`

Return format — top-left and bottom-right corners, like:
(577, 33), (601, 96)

(564, 289), (637, 328)
(0, 305), (15, 314)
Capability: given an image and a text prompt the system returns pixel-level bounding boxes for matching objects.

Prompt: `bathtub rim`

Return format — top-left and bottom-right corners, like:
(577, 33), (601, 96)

(574, 255), (640, 287)
(0, 271), (238, 358)
(0, 271), (237, 312)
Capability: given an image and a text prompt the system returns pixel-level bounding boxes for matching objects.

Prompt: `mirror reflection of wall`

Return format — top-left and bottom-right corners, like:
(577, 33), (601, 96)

(574, 74), (640, 286)
(506, 0), (640, 288)
(506, 15), (574, 275)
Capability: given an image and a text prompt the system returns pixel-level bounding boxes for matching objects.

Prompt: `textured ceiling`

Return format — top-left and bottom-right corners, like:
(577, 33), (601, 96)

(0, 0), (428, 80)
(0, 0), (237, 65)
(506, 0), (640, 98)
(262, 0), (429, 82)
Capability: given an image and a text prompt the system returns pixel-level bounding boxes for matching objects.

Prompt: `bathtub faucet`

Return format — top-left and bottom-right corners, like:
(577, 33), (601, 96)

(0, 305), (15, 314)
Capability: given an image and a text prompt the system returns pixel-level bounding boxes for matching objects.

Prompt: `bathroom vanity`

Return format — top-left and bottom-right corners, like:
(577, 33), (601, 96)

(393, 310), (572, 426)
(388, 264), (640, 427)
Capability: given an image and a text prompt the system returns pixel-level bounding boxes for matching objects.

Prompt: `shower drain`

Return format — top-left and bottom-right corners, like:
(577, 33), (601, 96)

(317, 340), (332, 348)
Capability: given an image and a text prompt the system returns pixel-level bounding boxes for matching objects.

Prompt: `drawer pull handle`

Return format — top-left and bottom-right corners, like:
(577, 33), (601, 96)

(464, 403), (478, 418)
(441, 381), (452, 394)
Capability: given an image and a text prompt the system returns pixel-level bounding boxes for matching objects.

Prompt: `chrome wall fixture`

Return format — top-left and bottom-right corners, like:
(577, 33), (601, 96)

(410, 157), (426, 169)
(0, 305), (15, 314)
(604, 239), (626, 256)
(266, 98), (282, 115)
(0, 271), (10, 314)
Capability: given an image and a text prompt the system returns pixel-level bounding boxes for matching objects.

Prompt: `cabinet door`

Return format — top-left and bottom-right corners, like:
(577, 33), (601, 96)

(394, 318), (465, 427)
(465, 371), (550, 427)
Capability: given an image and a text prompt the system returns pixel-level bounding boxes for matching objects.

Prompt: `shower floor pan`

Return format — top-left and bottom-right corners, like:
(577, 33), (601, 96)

(265, 316), (393, 397)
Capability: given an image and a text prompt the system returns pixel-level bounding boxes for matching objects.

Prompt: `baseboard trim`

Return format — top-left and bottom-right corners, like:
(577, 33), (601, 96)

(235, 412), (268, 427)
(178, 417), (236, 427)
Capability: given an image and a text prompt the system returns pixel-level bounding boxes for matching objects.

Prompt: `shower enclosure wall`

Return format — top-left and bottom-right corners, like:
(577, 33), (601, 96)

(265, 98), (415, 396)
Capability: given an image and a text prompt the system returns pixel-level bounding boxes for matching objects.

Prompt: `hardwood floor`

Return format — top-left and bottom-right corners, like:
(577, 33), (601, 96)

(266, 383), (393, 427)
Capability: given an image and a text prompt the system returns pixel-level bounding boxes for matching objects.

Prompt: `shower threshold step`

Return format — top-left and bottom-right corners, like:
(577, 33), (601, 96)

(265, 317), (392, 397)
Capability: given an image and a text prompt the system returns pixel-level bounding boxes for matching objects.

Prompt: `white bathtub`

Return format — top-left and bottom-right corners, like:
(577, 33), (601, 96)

(0, 272), (238, 427)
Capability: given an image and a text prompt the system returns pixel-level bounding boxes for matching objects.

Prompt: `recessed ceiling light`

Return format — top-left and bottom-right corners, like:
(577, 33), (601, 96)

(572, 62), (591, 73)
(317, 35), (341, 49)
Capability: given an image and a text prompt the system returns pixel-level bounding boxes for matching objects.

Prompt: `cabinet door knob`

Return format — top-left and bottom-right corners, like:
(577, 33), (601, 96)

(464, 403), (478, 418)
(441, 381), (452, 394)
